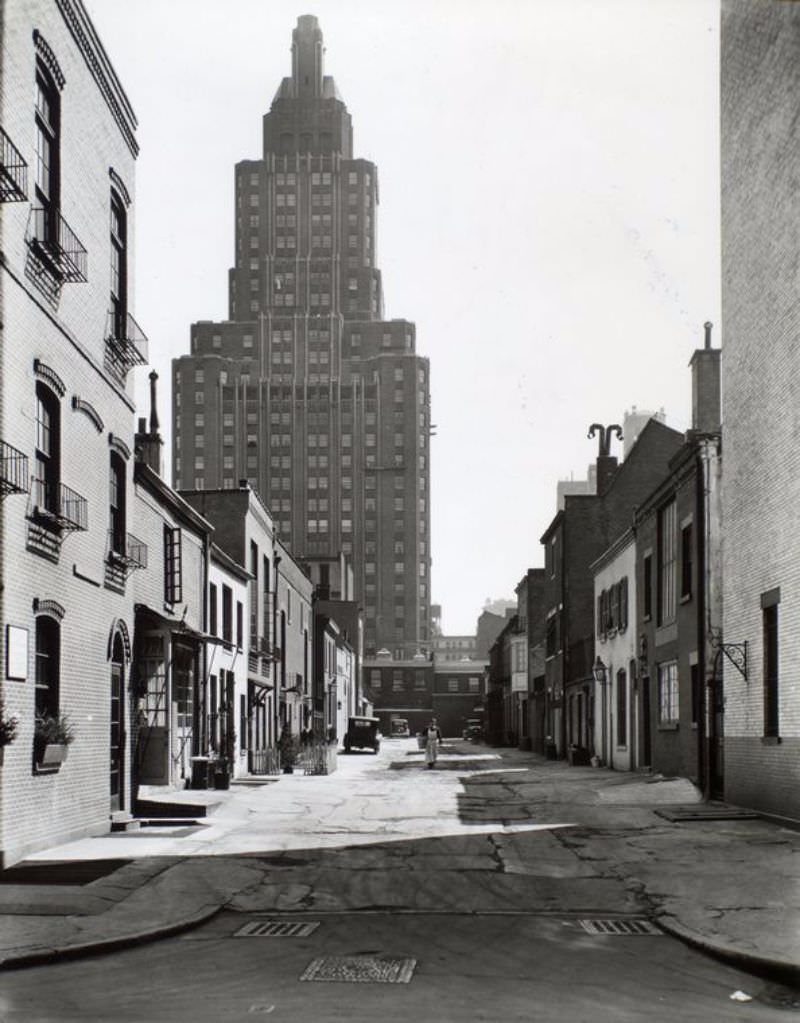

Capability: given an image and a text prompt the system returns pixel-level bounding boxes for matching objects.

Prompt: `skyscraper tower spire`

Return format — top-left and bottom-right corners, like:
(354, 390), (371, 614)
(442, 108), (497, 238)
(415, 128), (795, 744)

(173, 16), (432, 659)
(292, 14), (324, 98)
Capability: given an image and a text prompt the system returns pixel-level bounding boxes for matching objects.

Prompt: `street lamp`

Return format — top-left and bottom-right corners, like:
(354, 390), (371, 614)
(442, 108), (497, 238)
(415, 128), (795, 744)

(592, 656), (608, 686)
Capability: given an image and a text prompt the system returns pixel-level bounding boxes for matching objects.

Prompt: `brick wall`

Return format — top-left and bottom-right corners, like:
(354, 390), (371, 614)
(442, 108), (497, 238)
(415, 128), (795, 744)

(0, 1), (141, 865)
(721, 0), (800, 818)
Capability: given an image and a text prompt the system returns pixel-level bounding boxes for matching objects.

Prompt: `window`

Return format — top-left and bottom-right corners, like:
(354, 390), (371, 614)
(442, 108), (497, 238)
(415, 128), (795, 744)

(34, 615), (60, 719)
(236, 601), (244, 649)
(680, 523), (693, 600)
(164, 525), (182, 604)
(35, 382), (60, 515)
(657, 661), (678, 724)
(209, 583), (218, 635)
(109, 191), (127, 337)
(657, 500), (677, 624)
(643, 555), (653, 620)
(616, 669), (627, 746)
(448, 678), (459, 693)
(222, 584), (233, 644)
(109, 452), (126, 555)
(545, 614), (558, 658)
(763, 591), (780, 737)
(34, 59), (60, 247)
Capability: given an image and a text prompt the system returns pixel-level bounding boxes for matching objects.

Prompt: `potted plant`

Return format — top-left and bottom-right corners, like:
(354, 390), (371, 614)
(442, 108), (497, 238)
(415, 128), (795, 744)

(278, 727), (299, 774)
(0, 706), (19, 748)
(0, 703), (19, 765)
(34, 711), (75, 771)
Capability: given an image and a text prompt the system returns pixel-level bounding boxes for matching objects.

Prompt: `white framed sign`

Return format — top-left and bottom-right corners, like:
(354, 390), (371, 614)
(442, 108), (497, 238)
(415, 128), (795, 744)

(6, 625), (28, 681)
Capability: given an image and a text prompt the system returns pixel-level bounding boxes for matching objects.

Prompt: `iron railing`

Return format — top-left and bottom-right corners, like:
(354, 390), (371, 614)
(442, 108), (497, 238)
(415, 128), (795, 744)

(108, 530), (148, 571)
(249, 748), (280, 775)
(32, 477), (88, 531)
(299, 741), (338, 776)
(105, 310), (149, 377)
(0, 126), (28, 202)
(0, 440), (29, 496)
(28, 206), (87, 282)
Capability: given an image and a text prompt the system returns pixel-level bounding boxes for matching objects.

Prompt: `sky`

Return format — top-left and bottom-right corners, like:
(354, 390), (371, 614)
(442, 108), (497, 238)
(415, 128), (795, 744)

(85, 0), (721, 635)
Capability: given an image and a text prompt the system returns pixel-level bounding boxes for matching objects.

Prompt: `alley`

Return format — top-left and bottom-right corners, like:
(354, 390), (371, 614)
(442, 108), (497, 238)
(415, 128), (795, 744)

(1, 740), (798, 1019)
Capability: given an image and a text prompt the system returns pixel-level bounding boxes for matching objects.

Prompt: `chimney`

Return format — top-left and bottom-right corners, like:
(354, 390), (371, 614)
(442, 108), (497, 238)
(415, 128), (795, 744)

(596, 454), (618, 496)
(588, 423), (622, 496)
(689, 321), (721, 433)
(135, 370), (164, 476)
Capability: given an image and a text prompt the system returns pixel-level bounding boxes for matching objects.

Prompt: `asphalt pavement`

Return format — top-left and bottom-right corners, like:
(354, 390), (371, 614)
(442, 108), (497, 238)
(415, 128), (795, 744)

(0, 740), (796, 988)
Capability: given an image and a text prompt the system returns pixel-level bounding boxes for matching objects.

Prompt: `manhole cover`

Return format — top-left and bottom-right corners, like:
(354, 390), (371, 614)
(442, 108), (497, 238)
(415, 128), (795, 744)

(300, 956), (416, 983)
(234, 920), (320, 938)
(579, 918), (662, 936)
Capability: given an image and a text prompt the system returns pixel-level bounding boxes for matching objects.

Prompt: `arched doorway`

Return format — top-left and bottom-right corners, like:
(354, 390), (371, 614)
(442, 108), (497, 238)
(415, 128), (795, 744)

(110, 633), (125, 812)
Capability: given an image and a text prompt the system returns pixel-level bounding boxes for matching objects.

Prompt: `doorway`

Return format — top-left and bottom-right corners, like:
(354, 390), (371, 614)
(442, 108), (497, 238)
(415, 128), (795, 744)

(110, 635), (125, 812)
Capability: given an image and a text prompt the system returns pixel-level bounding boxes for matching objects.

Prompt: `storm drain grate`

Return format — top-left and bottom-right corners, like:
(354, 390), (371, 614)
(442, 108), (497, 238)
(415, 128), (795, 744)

(579, 918), (663, 936)
(234, 920), (320, 938)
(300, 956), (417, 983)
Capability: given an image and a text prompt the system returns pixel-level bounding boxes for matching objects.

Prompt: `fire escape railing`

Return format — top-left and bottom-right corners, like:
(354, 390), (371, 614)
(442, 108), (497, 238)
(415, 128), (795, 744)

(27, 206), (88, 282)
(31, 478), (88, 531)
(0, 126), (28, 202)
(105, 310), (149, 380)
(0, 440), (29, 496)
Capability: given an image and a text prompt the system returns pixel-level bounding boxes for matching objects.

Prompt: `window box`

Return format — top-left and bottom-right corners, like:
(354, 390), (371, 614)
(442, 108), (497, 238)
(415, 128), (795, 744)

(35, 741), (69, 773)
(33, 712), (74, 773)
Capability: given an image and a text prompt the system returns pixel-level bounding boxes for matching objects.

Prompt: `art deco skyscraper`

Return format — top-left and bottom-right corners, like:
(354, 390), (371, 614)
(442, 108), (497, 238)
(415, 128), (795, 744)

(173, 16), (432, 658)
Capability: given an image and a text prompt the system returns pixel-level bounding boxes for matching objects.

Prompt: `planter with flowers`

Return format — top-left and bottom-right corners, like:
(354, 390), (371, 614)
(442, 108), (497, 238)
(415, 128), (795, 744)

(34, 712), (75, 773)
(0, 703), (19, 766)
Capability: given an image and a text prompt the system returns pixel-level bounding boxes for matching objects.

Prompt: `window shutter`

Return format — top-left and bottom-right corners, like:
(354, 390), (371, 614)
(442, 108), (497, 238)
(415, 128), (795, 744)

(621, 576), (629, 631)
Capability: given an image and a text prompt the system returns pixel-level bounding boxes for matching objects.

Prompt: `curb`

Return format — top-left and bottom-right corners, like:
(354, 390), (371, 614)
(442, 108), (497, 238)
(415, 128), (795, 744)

(0, 904), (221, 972)
(657, 915), (800, 988)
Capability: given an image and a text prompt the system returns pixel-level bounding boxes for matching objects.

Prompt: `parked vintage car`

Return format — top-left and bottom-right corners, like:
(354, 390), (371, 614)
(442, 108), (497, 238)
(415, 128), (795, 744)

(343, 716), (381, 754)
(462, 718), (483, 741)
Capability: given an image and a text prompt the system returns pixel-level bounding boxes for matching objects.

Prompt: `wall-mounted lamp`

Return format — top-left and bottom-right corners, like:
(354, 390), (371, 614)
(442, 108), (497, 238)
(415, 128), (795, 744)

(592, 656), (608, 686)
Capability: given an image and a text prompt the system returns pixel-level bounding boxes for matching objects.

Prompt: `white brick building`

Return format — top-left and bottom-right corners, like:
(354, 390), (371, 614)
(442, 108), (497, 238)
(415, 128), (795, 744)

(0, 0), (145, 865)
(721, 0), (800, 818)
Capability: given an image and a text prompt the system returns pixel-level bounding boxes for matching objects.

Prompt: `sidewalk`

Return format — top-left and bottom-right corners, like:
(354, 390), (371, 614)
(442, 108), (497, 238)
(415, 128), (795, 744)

(0, 743), (797, 986)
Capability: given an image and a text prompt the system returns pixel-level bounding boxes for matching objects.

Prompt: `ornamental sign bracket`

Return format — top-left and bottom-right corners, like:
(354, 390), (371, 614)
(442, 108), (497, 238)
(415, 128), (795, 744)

(715, 639), (748, 681)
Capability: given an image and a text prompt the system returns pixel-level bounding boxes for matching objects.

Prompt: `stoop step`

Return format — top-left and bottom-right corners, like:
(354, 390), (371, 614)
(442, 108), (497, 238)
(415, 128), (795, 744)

(110, 811), (142, 833)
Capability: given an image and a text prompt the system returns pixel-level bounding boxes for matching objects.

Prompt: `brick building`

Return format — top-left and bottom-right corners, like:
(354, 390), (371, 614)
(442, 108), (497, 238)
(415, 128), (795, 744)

(0, 0), (145, 864)
(486, 614), (517, 746)
(171, 15), (432, 663)
(131, 429), (211, 792)
(540, 420), (684, 759)
(633, 331), (722, 792)
(592, 530), (637, 771)
(720, 0), (800, 817)
(432, 661), (485, 739)
(364, 652), (435, 737)
(516, 569), (546, 752)
(181, 484), (313, 764)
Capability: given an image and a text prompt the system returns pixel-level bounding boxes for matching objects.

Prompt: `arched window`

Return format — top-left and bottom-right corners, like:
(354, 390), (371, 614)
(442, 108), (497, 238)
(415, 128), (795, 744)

(35, 382), (60, 514)
(109, 452), (126, 555)
(35, 615), (60, 718)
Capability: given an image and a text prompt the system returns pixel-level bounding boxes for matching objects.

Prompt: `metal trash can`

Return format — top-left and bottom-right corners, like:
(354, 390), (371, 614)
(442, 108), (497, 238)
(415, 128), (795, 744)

(190, 756), (211, 790)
